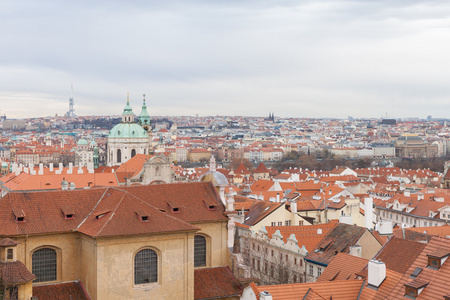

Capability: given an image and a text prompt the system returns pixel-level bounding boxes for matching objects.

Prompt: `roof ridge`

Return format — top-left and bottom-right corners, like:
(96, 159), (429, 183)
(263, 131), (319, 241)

(76, 187), (109, 231)
(95, 189), (128, 236)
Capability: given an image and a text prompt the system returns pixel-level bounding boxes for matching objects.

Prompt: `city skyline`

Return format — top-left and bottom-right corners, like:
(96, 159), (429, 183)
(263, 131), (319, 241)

(1, 0), (450, 119)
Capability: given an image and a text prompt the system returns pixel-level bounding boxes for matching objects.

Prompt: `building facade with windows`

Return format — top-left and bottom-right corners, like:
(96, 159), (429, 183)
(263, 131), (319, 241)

(0, 182), (229, 300)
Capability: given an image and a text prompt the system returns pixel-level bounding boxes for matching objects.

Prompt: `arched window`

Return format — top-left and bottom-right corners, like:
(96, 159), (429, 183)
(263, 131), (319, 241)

(117, 149), (122, 163)
(135, 249), (158, 284)
(194, 235), (207, 267)
(131, 149), (136, 158)
(32, 248), (57, 282)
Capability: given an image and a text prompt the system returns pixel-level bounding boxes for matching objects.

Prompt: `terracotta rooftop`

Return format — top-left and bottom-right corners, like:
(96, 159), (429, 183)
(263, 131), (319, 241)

(0, 182), (226, 237)
(305, 223), (369, 266)
(33, 281), (90, 300)
(194, 266), (243, 299)
(265, 222), (338, 252)
(317, 252), (368, 282)
(0, 261), (36, 285)
(253, 279), (364, 300)
(0, 238), (20, 247)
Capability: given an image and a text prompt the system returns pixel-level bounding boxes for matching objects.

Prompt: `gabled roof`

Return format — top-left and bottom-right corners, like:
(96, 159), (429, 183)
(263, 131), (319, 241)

(194, 266), (243, 299)
(305, 223), (368, 266)
(243, 201), (283, 226)
(254, 162), (269, 173)
(234, 163), (250, 175)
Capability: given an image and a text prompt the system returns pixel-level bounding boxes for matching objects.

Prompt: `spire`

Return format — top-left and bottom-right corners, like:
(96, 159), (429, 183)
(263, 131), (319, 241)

(122, 93), (134, 123)
(139, 93), (151, 129)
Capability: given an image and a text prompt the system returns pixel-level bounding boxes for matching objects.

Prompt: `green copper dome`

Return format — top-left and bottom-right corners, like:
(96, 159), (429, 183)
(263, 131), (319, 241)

(77, 138), (88, 145)
(108, 123), (148, 139)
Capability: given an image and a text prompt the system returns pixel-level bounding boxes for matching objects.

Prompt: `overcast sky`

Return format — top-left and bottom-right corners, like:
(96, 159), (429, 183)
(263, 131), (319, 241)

(1, 0), (450, 119)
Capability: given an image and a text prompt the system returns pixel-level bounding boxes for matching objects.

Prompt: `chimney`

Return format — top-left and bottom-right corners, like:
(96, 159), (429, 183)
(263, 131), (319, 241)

(49, 163), (54, 172)
(291, 201), (297, 214)
(317, 229), (322, 235)
(365, 197), (373, 230)
(78, 163), (84, 174)
(276, 193), (280, 202)
(11, 163), (17, 173)
(349, 245), (362, 257)
(368, 260), (386, 288)
(259, 291), (273, 300)
(68, 162), (73, 174)
(87, 162), (94, 174)
(58, 162), (63, 172)
(38, 163), (44, 175)
(404, 190), (410, 197)
(69, 182), (76, 190)
(61, 178), (69, 190)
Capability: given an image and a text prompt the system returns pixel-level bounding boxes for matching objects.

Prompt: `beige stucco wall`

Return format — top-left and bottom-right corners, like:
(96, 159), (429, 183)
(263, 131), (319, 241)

(357, 230), (382, 260)
(11, 232), (81, 284)
(95, 232), (195, 300)
(191, 221), (229, 268)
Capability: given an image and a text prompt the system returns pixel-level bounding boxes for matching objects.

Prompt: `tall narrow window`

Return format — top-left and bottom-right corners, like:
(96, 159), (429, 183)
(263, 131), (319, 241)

(32, 248), (57, 282)
(134, 249), (158, 284)
(194, 235), (207, 267)
(117, 149), (122, 163)
(131, 149), (136, 158)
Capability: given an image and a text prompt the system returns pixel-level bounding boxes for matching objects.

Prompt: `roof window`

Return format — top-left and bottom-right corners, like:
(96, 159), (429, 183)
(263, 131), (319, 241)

(167, 200), (180, 213)
(135, 209), (150, 222)
(13, 207), (25, 223)
(95, 210), (111, 219)
(61, 206), (75, 219)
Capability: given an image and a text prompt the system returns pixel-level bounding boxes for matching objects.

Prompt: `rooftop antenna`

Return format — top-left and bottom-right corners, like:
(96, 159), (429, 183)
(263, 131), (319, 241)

(66, 82), (77, 118)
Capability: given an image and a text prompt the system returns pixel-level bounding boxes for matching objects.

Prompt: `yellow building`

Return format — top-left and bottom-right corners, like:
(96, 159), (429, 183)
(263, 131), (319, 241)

(0, 182), (230, 300)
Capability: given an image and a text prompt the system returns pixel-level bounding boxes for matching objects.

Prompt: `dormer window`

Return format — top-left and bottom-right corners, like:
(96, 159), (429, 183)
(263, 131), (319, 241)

(61, 206), (75, 220)
(167, 201), (180, 213)
(426, 249), (450, 270)
(404, 280), (428, 299)
(13, 207), (25, 223)
(135, 209), (150, 222)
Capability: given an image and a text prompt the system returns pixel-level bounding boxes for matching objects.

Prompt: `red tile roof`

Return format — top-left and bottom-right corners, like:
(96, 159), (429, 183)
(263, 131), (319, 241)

(253, 279), (364, 300)
(33, 281), (90, 300)
(0, 261), (36, 285)
(317, 252), (368, 282)
(194, 267), (243, 299)
(0, 182), (226, 237)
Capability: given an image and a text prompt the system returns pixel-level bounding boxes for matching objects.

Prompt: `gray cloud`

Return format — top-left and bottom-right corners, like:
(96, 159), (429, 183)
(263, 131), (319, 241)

(1, 0), (450, 118)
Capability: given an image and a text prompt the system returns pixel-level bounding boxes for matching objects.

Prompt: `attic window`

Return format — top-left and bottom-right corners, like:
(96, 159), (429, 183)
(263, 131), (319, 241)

(13, 208), (25, 223)
(61, 206), (75, 220)
(404, 280), (428, 299)
(426, 250), (450, 270)
(208, 205), (216, 211)
(167, 201), (180, 213)
(135, 209), (150, 222)
(95, 210), (111, 219)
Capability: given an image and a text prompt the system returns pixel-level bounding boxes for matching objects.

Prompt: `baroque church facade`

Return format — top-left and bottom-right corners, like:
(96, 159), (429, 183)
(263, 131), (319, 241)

(107, 95), (153, 167)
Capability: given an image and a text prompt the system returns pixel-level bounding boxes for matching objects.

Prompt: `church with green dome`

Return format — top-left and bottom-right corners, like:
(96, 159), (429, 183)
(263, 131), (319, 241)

(107, 95), (152, 166)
